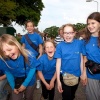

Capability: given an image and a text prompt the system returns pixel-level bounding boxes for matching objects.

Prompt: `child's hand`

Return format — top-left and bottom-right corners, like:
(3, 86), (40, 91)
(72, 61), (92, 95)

(18, 85), (26, 92)
(49, 80), (54, 90)
(14, 89), (19, 94)
(80, 72), (88, 86)
(45, 83), (50, 90)
(57, 81), (63, 93)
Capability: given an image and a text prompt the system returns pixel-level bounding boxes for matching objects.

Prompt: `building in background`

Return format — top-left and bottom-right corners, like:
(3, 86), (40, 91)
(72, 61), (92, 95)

(0, 27), (16, 36)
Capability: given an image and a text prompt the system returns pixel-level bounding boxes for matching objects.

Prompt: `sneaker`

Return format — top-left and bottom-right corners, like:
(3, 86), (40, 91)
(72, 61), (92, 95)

(36, 80), (41, 89)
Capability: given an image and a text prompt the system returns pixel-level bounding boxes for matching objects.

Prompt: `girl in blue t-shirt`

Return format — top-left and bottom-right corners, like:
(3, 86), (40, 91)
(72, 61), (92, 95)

(54, 24), (83, 100)
(81, 12), (100, 100)
(37, 40), (56, 100)
(0, 34), (40, 100)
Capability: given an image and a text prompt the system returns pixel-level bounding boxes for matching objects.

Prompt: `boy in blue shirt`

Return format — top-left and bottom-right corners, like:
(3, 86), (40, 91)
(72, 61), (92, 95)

(21, 20), (43, 89)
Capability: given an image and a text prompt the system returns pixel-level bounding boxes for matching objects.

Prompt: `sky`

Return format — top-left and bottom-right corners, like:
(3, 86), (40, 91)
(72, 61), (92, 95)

(13, 0), (100, 35)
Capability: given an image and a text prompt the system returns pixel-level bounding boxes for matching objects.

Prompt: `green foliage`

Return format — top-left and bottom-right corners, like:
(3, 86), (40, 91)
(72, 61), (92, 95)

(0, 0), (17, 26)
(6, 27), (16, 35)
(15, 0), (44, 25)
(74, 23), (86, 32)
(16, 36), (21, 43)
(0, 0), (44, 26)
(43, 23), (86, 39)
(43, 26), (59, 39)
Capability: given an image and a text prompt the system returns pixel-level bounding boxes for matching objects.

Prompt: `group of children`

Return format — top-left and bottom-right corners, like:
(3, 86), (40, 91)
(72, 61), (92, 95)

(0, 11), (100, 100)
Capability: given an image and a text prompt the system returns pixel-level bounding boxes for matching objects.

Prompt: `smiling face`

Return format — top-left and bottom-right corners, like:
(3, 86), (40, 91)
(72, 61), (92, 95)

(87, 19), (100, 36)
(63, 25), (76, 43)
(26, 22), (34, 33)
(2, 43), (20, 60)
(44, 41), (55, 60)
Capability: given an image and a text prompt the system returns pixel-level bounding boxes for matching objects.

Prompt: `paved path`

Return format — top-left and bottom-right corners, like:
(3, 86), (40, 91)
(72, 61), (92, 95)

(33, 82), (86, 100)
(5, 82), (86, 100)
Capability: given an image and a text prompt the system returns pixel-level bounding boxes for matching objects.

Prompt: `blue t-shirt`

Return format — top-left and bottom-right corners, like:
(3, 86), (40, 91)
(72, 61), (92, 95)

(21, 32), (43, 57)
(82, 36), (100, 80)
(0, 59), (7, 76)
(37, 54), (56, 80)
(54, 39), (83, 77)
(0, 70), (4, 76)
(3, 54), (40, 89)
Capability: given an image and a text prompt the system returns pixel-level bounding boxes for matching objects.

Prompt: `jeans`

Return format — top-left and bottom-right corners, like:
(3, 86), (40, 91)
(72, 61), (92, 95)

(60, 75), (79, 100)
(41, 79), (55, 100)
(11, 85), (35, 100)
(0, 79), (7, 99)
(86, 78), (100, 100)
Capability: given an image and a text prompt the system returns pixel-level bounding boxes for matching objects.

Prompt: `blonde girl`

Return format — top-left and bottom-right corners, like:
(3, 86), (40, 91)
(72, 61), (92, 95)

(54, 24), (83, 100)
(0, 34), (40, 100)
(37, 40), (56, 100)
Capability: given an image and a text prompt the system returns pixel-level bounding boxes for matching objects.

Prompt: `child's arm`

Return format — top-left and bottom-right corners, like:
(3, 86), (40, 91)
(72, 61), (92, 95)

(80, 56), (88, 86)
(5, 71), (19, 94)
(56, 58), (61, 83)
(18, 68), (36, 92)
(80, 54), (83, 75)
(0, 74), (6, 81)
(51, 72), (56, 83)
(56, 58), (63, 93)
(49, 72), (56, 89)
(37, 44), (43, 59)
(38, 71), (50, 90)
(22, 68), (36, 87)
(20, 36), (25, 48)
(22, 43), (25, 48)
(5, 71), (15, 90)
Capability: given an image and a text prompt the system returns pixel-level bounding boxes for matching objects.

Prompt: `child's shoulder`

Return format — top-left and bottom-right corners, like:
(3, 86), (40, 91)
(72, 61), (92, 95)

(28, 54), (40, 66)
(38, 54), (48, 63)
(34, 32), (41, 36)
(57, 41), (65, 45)
(39, 54), (47, 59)
(74, 38), (84, 43)
(74, 39), (84, 46)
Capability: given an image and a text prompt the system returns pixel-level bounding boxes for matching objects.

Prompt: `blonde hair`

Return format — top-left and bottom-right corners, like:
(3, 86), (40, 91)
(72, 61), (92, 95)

(43, 39), (56, 50)
(0, 34), (30, 63)
(0, 52), (12, 68)
(62, 24), (76, 32)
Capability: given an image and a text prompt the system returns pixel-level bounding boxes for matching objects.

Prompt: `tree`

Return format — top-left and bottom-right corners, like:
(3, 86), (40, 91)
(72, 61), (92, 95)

(43, 26), (59, 39)
(0, 0), (17, 26)
(74, 23), (86, 32)
(43, 23), (86, 39)
(0, 0), (44, 26)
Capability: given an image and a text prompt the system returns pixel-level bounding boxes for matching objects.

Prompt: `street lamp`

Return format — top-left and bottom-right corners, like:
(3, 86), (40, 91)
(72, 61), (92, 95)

(86, 0), (98, 12)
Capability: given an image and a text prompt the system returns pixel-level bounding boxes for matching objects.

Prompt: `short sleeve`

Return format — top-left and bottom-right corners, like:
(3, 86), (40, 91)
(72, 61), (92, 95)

(36, 57), (43, 71)
(54, 44), (62, 58)
(20, 35), (25, 44)
(81, 40), (87, 56)
(28, 55), (40, 68)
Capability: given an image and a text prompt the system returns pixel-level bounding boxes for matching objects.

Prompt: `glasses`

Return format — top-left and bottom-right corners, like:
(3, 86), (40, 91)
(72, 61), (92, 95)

(63, 32), (75, 35)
